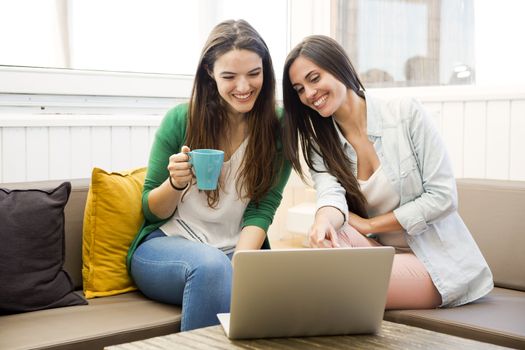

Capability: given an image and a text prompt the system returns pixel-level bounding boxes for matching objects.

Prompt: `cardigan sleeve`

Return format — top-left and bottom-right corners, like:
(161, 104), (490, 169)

(141, 103), (188, 223)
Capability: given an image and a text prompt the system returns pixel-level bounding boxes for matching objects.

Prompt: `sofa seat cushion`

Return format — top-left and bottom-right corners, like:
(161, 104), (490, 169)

(384, 287), (525, 349)
(0, 292), (181, 350)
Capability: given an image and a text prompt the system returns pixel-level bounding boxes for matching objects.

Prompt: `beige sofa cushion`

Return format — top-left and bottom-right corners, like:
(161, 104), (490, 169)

(384, 179), (525, 349)
(0, 292), (181, 350)
(64, 179), (91, 289)
(384, 287), (525, 349)
(457, 179), (525, 291)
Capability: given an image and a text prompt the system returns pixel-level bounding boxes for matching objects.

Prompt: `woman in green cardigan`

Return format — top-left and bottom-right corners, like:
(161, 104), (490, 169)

(126, 19), (290, 331)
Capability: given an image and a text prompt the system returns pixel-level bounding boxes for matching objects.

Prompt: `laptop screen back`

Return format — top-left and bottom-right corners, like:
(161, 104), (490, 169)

(224, 247), (394, 339)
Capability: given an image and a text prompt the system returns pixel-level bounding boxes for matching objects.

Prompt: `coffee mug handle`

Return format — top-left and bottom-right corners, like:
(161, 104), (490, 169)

(187, 151), (194, 165)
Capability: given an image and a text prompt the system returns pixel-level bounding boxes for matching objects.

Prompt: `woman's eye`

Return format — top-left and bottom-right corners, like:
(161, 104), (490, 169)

(249, 71), (261, 77)
(295, 87), (304, 94)
(222, 76), (234, 80)
(310, 75), (320, 83)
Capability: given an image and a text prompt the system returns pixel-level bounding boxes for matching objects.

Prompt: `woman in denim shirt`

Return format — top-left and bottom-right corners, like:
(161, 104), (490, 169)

(282, 35), (493, 308)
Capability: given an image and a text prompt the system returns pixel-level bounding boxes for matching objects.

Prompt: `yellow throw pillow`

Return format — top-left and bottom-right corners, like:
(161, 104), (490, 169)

(82, 167), (146, 298)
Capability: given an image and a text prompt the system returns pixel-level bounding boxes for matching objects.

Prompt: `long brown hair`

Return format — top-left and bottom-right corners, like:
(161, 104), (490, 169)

(187, 19), (281, 207)
(282, 35), (368, 218)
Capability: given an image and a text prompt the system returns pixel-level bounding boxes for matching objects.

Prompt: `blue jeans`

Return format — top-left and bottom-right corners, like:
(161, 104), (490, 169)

(130, 229), (233, 331)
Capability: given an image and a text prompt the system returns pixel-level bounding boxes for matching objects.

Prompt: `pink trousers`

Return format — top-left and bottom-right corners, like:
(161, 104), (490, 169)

(338, 224), (442, 309)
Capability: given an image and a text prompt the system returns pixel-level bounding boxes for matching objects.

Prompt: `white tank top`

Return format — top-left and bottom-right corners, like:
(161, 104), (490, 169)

(160, 139), (250, 254)
(358, 165), (410, 250)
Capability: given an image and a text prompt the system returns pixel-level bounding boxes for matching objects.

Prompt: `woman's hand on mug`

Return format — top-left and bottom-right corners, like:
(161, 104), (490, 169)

(167, 145), (193, 189)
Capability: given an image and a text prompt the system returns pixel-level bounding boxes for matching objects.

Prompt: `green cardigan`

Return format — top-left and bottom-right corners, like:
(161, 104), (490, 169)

(126, 103), (291, 270)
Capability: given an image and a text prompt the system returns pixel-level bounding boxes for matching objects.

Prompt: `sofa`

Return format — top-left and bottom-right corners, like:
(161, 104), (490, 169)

(0, 178), (182, 350)
(384, 178), (525, 349)
(1, 178), (524, 349)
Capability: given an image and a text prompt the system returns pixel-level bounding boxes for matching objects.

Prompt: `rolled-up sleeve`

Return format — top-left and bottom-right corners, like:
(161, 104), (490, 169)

(142, 105), (186, 223)
(309, 147), (349, 222)
(393, 99), (458, 236)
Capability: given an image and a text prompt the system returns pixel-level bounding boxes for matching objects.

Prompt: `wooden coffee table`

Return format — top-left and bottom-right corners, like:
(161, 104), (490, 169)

(105, 320), (505, 349)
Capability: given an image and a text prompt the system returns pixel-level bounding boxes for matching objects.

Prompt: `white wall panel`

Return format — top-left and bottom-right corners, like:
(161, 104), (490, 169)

(1, 91), (524, 184)
(463, 102), (487, 178)
(1, 117), (162, 182)
(441, 102), (464, 177)
(2, 128), (26, 182)
(510, 101), (525, 180)
(49, 127), (71, 180)
(130, 126), (150, 169)
(486, 101), (511, 180)
(148, 126), (158, 151)
(26, 127), (49, 181)
(70, 127), (92, 179)
(111, 126), (132, 172)
(91, 127), (112, 171)
(423, 102), (443, 134)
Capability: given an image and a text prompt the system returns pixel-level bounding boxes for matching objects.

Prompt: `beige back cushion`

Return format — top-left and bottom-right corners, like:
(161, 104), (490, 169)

(457, 179), (525, 291)
(4, 178), (523, 292)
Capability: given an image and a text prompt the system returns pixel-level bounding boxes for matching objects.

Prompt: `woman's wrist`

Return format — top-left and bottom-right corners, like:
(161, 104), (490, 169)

(316, 206), (345, 229)
(348, 213), (373, 235)
(168, 176), (188, 191)
(363, 218), (374, 235)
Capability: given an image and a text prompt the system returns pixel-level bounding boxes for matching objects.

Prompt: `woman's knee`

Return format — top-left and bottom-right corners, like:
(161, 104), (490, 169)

(386, 254), (442, 309)
(191, 248), (232, 282)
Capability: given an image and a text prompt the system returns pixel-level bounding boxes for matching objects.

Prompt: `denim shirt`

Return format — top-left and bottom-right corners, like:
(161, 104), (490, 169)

(309, 92), (493, 307)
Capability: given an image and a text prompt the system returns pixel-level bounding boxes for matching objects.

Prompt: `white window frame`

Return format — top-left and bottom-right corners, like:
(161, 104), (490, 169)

(0, 66), (194, 98)
(0, 0), (331, 100)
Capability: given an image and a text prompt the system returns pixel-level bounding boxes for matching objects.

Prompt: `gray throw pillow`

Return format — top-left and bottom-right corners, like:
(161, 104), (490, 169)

(0, 182), (87, 314)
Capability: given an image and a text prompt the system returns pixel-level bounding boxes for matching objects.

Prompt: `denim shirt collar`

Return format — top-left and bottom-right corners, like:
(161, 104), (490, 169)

(331, 91), (383, 152)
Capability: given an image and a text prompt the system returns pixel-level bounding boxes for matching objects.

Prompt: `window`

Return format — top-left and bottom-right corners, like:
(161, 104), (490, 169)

(0, 0), (65, 68)
(333, 0), (525, 88)
(0, 0), (302, 97)
(334, 0), (474, 87)
(68, 0), (202, 75)
(0, 0), (288, 76)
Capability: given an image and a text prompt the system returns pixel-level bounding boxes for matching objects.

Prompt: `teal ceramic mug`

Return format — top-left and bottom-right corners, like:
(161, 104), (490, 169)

(188, 149), (224, 190)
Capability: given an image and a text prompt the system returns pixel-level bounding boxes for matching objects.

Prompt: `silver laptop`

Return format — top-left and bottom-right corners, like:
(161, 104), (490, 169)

(217, 246), (394, 339)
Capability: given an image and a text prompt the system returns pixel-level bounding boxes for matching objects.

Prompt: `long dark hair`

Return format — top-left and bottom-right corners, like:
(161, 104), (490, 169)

(187, 19), (281, 207)
(282, 35), (368, 218)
